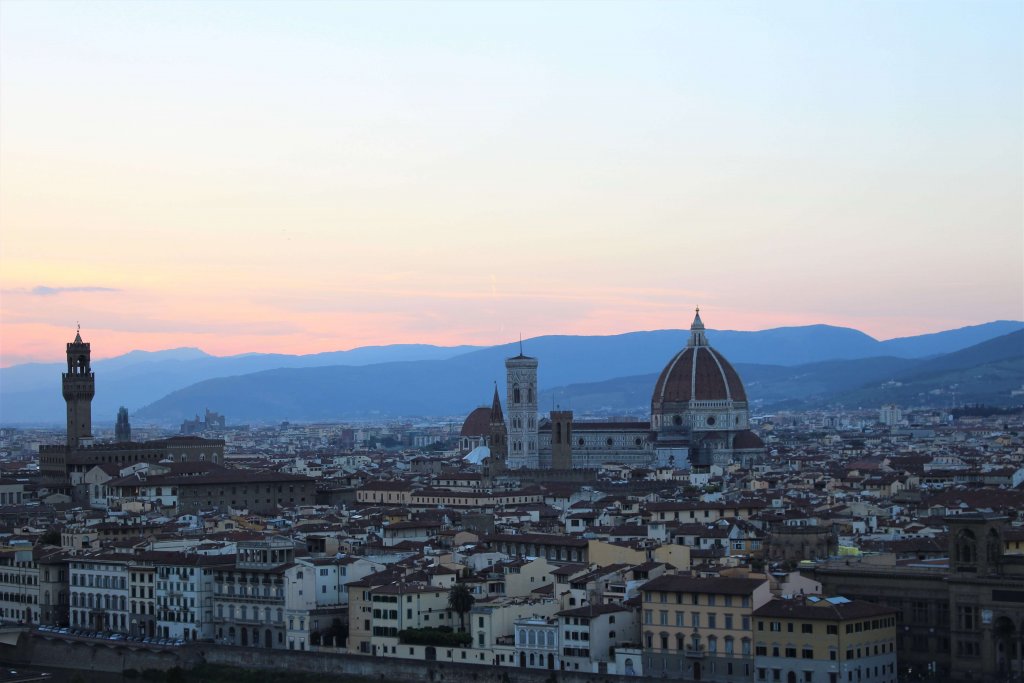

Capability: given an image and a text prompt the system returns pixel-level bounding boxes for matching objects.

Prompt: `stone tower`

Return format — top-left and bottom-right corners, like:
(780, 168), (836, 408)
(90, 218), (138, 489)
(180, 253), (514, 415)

(482, 385), (509, 483)
(488, 385), (508, 462)
(550, 410), (574, 470)
(115, 406), (132, 443)
(505, 348), (538, 469)
(62, 328), (95, 448)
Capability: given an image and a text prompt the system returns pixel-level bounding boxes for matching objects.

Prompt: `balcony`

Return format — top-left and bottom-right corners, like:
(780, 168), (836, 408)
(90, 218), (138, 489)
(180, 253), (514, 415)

(684, 646), (706, 659)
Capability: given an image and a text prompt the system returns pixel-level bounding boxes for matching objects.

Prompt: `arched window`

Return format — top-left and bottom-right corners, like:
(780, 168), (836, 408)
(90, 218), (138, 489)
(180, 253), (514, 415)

(513, 385), (521, 403)
(527, 388), (533, 403)
(987, 528), (1003, 566)
(956, 529), (977, 564)
(528, 630), (536, 646)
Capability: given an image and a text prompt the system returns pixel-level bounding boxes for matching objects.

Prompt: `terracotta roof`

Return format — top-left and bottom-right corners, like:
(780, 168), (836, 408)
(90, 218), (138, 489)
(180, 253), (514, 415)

(753, 597), (898, 621)
(733, 430), (765, 449)
(652, 345), (748, 405)
(641, 574), (767, 595)
(461, 407), (492, 437)
(557, 603), (630, 617)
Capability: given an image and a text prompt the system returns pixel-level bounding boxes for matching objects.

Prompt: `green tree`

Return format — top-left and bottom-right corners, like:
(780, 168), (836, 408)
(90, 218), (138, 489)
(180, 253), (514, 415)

(448, 582), (475, 632)
(38, 528), (61, 546)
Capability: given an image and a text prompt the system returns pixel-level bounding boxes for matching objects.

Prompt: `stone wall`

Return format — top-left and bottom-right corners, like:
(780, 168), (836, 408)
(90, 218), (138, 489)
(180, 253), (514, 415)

(204, 646), (634, 683)
(5, 633), (195, 672)
(8, 634), (651, 683)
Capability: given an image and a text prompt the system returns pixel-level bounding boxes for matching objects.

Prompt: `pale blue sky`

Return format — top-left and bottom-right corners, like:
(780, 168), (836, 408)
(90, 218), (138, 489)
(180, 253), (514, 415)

(1, 0), (1021, 363)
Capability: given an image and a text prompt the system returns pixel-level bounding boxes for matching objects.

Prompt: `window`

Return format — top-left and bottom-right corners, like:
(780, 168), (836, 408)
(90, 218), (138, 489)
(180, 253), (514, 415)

(802, 648), (814, 659)
(801, 623), (813, 634)
(957, 606), (976, 630)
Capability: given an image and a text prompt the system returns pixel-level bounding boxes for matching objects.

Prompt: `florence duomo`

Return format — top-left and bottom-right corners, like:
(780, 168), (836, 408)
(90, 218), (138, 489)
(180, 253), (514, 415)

(460, 309), (765, 474)
(1, 1), (1021, 682)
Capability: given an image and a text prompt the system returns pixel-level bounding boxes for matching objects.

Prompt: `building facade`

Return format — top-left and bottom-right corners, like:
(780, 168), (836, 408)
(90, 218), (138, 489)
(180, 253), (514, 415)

(752, 597), (897, 683)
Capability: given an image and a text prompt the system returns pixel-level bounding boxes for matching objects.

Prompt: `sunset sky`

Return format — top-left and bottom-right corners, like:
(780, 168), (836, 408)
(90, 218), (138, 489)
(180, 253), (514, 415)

(1, 1), (1021, 366)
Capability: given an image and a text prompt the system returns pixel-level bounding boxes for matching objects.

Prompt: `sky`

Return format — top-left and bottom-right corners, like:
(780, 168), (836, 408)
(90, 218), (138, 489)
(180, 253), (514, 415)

(1, 0), (1021, 366)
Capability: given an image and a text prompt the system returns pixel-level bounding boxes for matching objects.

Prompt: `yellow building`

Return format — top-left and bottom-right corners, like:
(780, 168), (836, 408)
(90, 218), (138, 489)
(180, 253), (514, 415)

(752, 596), (897, 683)
(640, 574), (773, 682)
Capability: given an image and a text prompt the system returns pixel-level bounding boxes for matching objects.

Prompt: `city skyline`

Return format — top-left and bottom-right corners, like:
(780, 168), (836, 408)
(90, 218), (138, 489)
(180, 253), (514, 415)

(1, 0), (1021, 366)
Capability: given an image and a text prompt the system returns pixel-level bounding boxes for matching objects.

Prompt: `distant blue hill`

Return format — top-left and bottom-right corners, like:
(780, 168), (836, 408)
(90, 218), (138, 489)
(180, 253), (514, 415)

(128, 323), (1022, 425)
(541, 330), (1024, 414)
(3, 321), (1020, 426)
(0, 343), (481, 426)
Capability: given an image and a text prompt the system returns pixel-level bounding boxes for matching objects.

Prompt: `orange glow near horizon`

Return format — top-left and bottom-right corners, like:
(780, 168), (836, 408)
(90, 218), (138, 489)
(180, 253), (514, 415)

(1, 2), (1021, 367)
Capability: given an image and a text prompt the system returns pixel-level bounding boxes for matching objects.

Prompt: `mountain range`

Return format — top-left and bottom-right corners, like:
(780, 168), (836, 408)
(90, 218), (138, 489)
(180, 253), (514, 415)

(1, 321), (1021, 426)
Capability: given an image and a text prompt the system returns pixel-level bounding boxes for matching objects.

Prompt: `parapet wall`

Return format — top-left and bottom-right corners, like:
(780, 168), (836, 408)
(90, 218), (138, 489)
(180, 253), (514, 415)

(9, 635), (637, 683)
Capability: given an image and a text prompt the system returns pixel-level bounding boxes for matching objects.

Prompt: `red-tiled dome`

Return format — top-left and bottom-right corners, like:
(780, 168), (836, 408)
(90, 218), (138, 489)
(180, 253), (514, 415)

(651, 346), (748, 403)
(460, 407), (491, 436)
(651, 309), (747, 406)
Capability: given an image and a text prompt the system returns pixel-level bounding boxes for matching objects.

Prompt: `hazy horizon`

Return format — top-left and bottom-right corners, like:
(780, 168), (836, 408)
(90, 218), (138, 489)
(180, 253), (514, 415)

(4, 317), (1021, 368)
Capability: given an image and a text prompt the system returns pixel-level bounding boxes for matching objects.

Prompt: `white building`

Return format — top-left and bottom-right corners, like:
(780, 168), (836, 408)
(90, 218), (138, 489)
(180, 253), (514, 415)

(69, 553), (130, 633)
(0, 546), (40, 624)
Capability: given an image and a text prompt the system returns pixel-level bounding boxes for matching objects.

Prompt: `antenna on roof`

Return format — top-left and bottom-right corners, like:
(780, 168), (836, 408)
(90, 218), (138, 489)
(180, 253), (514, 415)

(519, 333), (523, 356)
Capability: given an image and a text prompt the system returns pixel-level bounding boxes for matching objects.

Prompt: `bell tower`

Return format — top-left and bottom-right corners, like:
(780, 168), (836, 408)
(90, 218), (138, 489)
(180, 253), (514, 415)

(62, 327), (95, 448)
(505, 345), (539, 469)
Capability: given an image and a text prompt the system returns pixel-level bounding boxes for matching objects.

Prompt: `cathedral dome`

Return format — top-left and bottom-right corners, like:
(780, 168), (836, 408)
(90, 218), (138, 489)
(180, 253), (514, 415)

(651, 346), (748, 404)
(460, 407), (491, 437)
(651, 309), (748, 407)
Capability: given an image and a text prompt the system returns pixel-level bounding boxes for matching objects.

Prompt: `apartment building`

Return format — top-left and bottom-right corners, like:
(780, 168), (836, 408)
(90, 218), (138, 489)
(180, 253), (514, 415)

(752, 597), (898, 683)
(69, 553), (130, 633)
(211, 537), (293, 648)
(557, 603), (639, 673)
(640, 574), (773, 682)
(0, 546), (39, 624)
